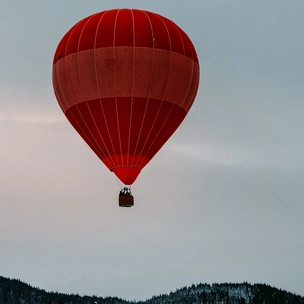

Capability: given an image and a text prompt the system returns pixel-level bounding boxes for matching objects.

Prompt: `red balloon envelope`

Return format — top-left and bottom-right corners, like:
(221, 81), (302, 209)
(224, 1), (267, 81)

(52, 8), (199, 185)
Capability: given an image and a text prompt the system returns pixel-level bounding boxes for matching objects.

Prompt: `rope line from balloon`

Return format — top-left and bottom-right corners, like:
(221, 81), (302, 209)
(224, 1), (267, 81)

(134, 14), (173, 168)
(93, 11), (119, 168)
(113, 9), (125, 168)
(76, 15), (114, 167)
(130, 11), (155, 168)
(126, 9), (136, 167)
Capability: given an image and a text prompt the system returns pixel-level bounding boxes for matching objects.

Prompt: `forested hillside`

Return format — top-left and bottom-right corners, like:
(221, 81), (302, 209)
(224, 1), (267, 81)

(0, 276), (303, 304)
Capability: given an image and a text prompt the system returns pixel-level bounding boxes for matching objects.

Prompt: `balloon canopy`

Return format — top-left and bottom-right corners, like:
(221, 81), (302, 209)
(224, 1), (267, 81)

(52, 8), (199, 185)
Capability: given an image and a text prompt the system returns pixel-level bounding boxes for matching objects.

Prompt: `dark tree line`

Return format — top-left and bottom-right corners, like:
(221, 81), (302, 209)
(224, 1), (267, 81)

(0, 276), (303, 304)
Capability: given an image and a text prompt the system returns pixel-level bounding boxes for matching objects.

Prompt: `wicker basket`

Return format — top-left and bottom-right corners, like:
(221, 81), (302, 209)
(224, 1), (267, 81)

(119, 195), (134, 207)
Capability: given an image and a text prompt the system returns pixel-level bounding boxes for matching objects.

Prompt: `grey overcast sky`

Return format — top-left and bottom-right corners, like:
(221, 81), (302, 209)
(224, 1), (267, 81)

(1, 0), (304, 301)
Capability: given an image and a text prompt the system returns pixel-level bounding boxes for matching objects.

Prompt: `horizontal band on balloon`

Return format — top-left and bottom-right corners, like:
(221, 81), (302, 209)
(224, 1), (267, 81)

(53, 46), (199, 113)
(104, 155), (150, 185)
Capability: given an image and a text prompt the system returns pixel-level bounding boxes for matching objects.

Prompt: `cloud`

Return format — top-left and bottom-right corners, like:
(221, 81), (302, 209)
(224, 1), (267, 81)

(0, 87), (64, 124)
(167, 141), (254, 165)
(0, 112), (65, 124)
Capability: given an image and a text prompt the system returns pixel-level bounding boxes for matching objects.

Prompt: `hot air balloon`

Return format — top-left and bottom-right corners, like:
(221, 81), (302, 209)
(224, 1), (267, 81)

(52, 8), (199, 207)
